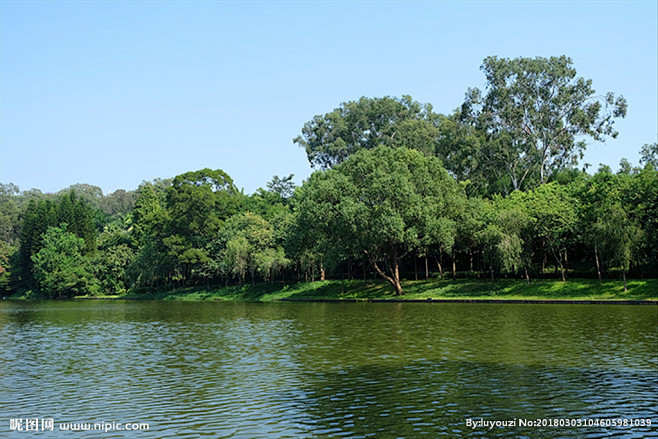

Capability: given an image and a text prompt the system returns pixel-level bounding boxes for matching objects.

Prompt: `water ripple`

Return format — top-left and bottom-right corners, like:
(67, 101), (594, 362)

(0, 301), (656, 438)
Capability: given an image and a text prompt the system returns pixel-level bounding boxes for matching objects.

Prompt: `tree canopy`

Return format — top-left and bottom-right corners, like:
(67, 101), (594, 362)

(458, 55), (627, 193)
(295, 146), (465, 295)
(294, 95), (441, 169)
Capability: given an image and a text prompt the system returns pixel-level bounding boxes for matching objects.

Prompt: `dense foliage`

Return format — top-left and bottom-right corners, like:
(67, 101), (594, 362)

(1, 56), (655, 297)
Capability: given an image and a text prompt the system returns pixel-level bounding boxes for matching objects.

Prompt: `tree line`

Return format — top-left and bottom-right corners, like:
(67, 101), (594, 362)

(1, 56), (656, 297)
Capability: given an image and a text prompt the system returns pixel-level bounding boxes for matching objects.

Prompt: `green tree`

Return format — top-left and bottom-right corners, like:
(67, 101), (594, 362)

(127, 182), (173, 289)
(209, 212), (276, 284)
(294, 95), (440, 169)
(224, 236), (250, 283)
(131, 182), (169, 247)
(16, 199), (59, 287)
(461, 56), (627, 192)
(16, 192), (96, 292)
(285, 197), (328, 282)
(0, 241), (16, 294)
(31, 224), (97, 298)
(99, 189), (137, 217)
(93, 222), (135, 295)
(165, 169), (241, 284)
(436, 113), (506, 196)
(629, 165), (658, 273)
(127, 238), (173, 289)
(242, 175), (295, 222)
(167, 168), (240, 239)
(525, 183), (577, 281)
(57, 191), (96, 252)
(489, 194), (535, 282)
(296, 146), (465, 295)
(453, 197), (488, 274)
(591, 203), (642, 291)
(57, 184), (103, 209)
(254, 246), (289, 283)
(571, 164), (655, 283)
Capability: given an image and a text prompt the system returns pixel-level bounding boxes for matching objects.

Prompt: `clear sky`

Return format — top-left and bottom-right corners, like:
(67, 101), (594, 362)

(1, 1), (656, 195)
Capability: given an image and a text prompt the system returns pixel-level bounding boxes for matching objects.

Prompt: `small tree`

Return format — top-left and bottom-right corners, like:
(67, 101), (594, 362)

(525, 183), (577, 281)
(592, 204), (642, 292)
(224, 236), (250, 284)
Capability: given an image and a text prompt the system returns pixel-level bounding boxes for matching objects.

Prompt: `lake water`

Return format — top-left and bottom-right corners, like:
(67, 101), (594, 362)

(0, 300), (656, 438)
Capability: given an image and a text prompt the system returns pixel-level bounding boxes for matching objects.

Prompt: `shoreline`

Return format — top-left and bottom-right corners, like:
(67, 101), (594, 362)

(6, 278), (657, 304)
(5, 296), (654, 305)
(279, 298), (657, 305)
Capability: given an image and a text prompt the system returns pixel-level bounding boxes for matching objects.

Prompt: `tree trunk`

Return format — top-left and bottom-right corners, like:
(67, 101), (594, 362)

(436, 255), (443, 276)
(393, 257), (403, 295)
(365, 250), (404, 295)
(425, 256), (429, 280)
(524, 267), (530, 285)
(452, 251), (456, 280)
(622, 267), (628, 292)
(320, 262), (325, 281)
(594, 244), (602, 285)
(414, 255), (418, 281)
(394, 255), (400, 287)
(469, 250), (474, 273)
(562, 250), (567, 281)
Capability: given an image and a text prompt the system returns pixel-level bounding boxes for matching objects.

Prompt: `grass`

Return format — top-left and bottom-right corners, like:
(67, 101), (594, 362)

(68, 277), (658, 302)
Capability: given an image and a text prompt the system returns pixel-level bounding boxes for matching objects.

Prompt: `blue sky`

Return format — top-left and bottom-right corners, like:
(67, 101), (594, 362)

(1, 1), (656, 195)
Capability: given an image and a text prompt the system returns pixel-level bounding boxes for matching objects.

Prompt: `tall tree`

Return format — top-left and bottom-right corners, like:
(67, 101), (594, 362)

(294, 95), (440, 169)
(460, 56), (627, 192)
(16, 199), (58, 287)
(15, 192), (96, 290)
(93, 222), (135, 295)
(165, 169), (241, 283)
(167, 168), (240, 239)
(57, 191), (96, 252)
(131, 182), (169, 247)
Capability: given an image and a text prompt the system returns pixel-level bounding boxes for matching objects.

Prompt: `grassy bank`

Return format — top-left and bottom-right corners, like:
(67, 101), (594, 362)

(68, 278), (658, 302)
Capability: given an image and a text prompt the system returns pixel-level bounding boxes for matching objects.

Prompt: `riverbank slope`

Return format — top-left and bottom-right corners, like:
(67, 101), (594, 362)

(66, 278), (658, 302)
